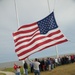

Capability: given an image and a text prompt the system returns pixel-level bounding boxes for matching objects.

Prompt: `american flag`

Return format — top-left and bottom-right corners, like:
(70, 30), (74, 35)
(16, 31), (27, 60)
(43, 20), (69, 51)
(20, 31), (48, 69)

(13, 12), (68, 60)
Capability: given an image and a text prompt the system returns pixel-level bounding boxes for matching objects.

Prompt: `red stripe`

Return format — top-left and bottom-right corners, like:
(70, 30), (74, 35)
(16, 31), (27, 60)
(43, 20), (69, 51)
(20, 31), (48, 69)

(48, 30), (61, 37)
(40, 39), (68, 51)
(18, 22), (37, 30)
(13, 26), (38, 36)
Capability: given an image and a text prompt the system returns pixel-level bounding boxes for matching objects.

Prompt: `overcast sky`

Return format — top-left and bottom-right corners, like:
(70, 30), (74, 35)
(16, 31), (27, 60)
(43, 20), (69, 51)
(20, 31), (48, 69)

(0, 0), (75, 63)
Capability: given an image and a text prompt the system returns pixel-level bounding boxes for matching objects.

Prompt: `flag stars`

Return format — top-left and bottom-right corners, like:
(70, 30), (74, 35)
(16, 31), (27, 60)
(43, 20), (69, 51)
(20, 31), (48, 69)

(38, 12), (58, 34)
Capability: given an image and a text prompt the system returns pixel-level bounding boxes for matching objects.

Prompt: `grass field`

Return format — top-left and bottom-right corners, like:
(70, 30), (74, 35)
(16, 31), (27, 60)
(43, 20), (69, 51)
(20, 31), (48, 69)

(0, 73), (6, 75)
(2, 63), (75, 75)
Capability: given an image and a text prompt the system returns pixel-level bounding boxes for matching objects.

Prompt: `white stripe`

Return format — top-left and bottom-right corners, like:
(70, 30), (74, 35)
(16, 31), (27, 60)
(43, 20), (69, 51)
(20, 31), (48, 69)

(45, 28), (60, 36)
(19, 24), (38, 31)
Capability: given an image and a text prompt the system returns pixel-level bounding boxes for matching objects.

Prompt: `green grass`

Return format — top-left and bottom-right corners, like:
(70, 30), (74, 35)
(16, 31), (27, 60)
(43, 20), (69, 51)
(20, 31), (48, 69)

(2, 65), (30, 75)
(0, 73), (6, 75)
(2, 63), (75, 75)
(2, 67), (24, 74)
(2, 67), (14, 72)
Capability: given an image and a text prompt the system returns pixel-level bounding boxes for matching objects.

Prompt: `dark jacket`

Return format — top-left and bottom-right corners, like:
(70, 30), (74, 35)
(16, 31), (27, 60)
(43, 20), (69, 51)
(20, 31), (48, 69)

(24, 62), (28, 69)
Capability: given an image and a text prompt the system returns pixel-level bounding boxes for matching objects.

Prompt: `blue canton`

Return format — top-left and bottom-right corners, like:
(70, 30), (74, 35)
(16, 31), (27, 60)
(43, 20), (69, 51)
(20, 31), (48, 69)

(37, 12), (58, 34)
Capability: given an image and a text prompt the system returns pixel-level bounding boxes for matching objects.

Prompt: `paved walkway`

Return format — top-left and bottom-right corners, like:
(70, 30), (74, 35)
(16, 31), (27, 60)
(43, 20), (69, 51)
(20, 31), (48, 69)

(0, 71), (15, 75)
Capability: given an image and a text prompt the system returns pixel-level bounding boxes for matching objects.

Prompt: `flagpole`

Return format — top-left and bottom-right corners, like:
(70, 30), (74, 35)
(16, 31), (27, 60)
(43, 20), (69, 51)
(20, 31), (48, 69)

(55, 45), (59, 58)
(14, 0), (25, 74)
(47, 0), (59, 58)
(47, 0), (50, 13)
(14, 0), (20, 28)
(53, 0), (59, 58)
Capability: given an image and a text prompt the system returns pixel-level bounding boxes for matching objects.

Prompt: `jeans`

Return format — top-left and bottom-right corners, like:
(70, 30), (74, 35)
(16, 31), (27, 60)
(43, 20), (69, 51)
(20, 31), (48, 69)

(15, 72), (21, 75)
(34, 70), (40, 75)
(25, 69), (28, 75)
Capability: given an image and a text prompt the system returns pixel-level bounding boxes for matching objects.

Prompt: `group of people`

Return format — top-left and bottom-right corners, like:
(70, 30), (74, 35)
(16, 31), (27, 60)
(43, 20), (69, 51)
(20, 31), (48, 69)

(28, 54), (75, 73)
(13, 58), (40, 75)
(13, 54), (75, 75)
(24, 58), (40, 75)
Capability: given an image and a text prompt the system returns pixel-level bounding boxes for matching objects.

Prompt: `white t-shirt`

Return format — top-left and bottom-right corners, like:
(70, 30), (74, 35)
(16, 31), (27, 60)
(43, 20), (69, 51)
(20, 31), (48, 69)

(17, 68), (20, 72)
(33, 61), (40, 70)
(55, 58), (58, 63)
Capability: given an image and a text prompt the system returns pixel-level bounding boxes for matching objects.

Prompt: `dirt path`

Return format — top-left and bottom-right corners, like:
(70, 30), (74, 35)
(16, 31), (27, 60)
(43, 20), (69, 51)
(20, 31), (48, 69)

(0, 71), (15, 75)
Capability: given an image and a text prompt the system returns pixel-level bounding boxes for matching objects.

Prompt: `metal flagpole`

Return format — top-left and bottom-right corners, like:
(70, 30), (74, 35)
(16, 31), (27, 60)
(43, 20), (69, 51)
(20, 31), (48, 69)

(47, 0), (59, 58)
(53, 0), (59, 58)
(47, 0), (50, 13)
(55, 45), (59, 58)
(14, 0), (20, 29)
(14, 0), (25, 74)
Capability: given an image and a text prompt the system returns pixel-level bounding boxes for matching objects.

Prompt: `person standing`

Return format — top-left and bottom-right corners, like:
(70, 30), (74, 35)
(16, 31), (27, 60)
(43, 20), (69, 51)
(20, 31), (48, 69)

(17, 66), (21, 75)
(24, 61), (28, 75)
(33, 58), (40, 75)
(13, 63), (21, 75)
(30, 60), (34, 73)
(14, 63), (18, 75)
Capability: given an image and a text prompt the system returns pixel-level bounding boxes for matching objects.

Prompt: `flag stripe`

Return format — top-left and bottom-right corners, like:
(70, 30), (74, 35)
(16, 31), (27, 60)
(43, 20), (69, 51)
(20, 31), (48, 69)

(13, 26), (38, 36)
(18, 22), (37, 30)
